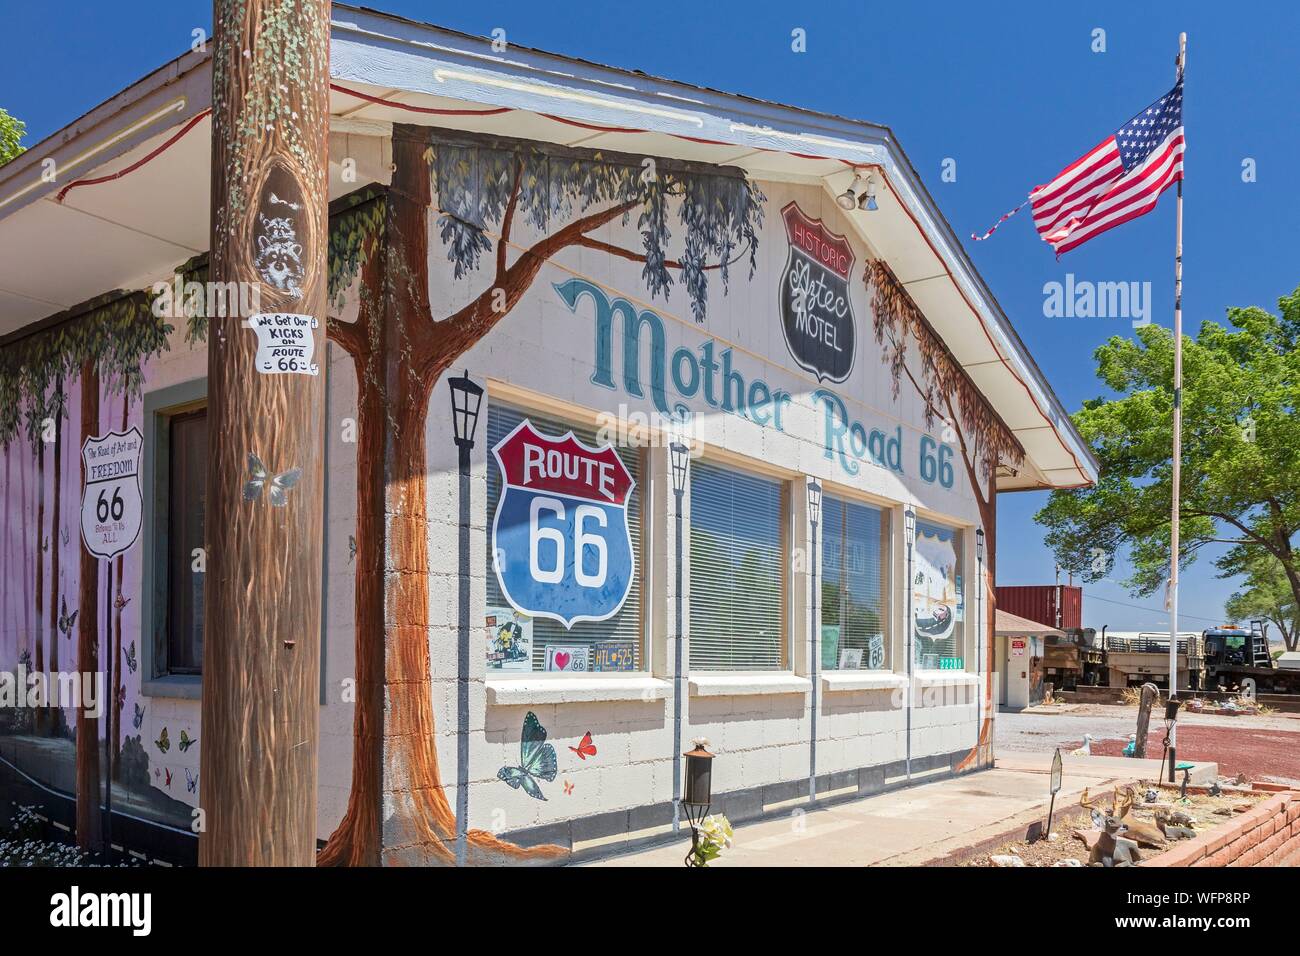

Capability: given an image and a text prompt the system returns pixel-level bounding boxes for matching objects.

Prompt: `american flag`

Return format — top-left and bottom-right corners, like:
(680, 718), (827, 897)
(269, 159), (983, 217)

(1030, 78), (1184, 255)
(971, 77), (1185, 254)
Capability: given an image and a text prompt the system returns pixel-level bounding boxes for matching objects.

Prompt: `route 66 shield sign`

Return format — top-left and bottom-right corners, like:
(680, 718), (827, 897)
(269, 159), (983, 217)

(80, 426), (144, 560)
(491, 420), (636, 628)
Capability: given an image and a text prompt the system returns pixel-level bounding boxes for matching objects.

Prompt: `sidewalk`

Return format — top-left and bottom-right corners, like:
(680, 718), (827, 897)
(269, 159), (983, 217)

(586, 753), (1217, 867)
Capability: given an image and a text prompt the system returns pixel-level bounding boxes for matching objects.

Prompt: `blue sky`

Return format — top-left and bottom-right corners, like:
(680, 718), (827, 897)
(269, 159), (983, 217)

(4, 1), (1296, 632)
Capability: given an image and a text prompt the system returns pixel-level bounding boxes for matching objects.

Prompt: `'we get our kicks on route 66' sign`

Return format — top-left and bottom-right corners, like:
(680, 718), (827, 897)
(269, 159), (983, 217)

(81, 427), (144, 561)
(491, 420), (636, 628)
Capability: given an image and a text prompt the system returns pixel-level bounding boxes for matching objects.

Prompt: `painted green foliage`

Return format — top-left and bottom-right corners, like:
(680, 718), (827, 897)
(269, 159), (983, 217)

(0, 293), (169, 447)
(427, 138), (766, 322)
(1036, 284), (1300, 629)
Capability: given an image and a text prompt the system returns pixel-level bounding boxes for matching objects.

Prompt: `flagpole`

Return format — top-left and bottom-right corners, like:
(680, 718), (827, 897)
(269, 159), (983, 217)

(1168, 31), (1186, 780)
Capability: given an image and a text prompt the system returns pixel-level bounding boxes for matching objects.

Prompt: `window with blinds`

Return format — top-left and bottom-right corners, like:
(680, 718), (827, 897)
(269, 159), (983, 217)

(912, 520), (965, 669)
(688, 461), (787, 671)
(821, 495), (890, 670)
(485, 403), (644, 672)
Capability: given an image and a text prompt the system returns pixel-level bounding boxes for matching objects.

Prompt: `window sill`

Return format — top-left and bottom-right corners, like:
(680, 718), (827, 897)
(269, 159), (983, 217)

(486, 675), (670, 706)
(689, 673), (811, 697)
(820, 671), (908, 693)
(914, 670), (980, 687)
(141, 675), (202, 701)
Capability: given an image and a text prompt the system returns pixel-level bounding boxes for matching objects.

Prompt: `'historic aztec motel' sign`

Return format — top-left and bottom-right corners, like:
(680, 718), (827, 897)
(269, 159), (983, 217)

(0, 4), (1095, 866)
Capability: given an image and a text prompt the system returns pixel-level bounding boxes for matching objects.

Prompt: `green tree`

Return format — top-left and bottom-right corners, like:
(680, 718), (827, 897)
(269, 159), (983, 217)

(1223, 554), (1298, 650)
(0, 107), (25, 166)
(1036, 285), (1300, 649)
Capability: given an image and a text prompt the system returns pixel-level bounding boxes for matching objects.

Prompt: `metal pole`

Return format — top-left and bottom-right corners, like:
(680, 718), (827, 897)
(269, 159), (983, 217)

(102, 565), (113, 861)
(905, 539), (914, 781)
(975, 552), (982, 765)
(809, 515), (818, 804)
(672, 494), (684, 832)
(456, 443), (471, 866)
(1168, 32), (1186, 781)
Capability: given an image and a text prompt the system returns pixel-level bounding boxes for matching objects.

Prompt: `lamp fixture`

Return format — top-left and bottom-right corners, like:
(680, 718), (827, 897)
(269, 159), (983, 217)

(858, 176), (879, 211)
(904, 506), (916, 548)
(836, 172), (869, 210)
(447, 369), (484, 450)
(975, 527), (985, 563)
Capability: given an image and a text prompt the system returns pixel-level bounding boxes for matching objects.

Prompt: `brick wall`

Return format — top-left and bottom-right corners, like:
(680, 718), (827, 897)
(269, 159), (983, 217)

(1144, 790), (1300, 867)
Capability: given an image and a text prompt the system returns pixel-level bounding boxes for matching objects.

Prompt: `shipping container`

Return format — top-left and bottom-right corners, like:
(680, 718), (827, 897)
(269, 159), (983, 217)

(996, 584), (1083, 631)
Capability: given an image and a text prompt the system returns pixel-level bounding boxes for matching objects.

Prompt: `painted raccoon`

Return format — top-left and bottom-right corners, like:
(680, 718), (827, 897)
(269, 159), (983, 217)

(254, 213), (305, 299)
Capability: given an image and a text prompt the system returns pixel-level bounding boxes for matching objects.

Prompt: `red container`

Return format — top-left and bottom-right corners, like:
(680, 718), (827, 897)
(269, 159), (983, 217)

(996, 584), (1082, 631)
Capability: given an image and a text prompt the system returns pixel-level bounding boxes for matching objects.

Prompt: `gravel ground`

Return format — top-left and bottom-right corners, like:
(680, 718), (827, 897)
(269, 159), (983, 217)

(996, 705), (1300, 785)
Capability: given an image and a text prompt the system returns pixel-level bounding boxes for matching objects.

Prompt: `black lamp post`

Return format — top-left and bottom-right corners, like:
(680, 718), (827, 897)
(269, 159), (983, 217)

(975, 527), (985, 765)
(669, 441), (690, 834)
(904, 506), (916, 780)
(448, 369), (483, 867)
(681, 737), (715, 867)
(807, 480), (822, 804)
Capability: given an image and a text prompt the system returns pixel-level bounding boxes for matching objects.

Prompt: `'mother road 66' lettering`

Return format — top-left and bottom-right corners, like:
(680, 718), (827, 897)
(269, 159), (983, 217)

(492, 420), (636, 627)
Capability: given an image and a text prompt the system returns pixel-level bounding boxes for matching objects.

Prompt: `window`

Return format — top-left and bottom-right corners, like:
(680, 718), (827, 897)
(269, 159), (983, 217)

(485, 403), (645, 672)
(820, 495), (890, 670)
(911, 520), (965, 670)
(689, 461), (786, 670)
(164, 409), (207, 674)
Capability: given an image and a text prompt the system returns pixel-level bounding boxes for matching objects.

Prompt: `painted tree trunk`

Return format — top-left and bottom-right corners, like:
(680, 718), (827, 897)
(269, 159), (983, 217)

(48, 384), (62, 734)
(198, 0), (331, 867)
(75, 361), (103, 851)
(33, 438), (45, 736)
(318, 248), (385, 867)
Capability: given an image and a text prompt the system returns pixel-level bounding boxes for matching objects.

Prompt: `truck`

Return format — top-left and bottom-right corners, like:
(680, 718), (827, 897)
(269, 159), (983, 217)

(1201, 620), (1300, 695)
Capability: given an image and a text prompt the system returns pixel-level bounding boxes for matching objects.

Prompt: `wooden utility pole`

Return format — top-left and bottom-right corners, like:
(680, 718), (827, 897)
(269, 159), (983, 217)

(198, 0), (330, 866)
(75, 362), (102, 852)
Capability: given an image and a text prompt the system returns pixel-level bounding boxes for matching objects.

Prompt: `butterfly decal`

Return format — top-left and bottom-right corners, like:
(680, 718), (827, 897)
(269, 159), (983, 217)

(496, 711), (557, 801)
(569, 731), (597, 761)
(164, 768), (173, 787)
(563, 780), (574, 796)
(185, 768), (198, 794)
(179, 729), (198, 753)
(41, 535), (48, 553)
(57, 596), (78, 638)
(114, 591), (131, 612)
(125, 640), (138, 674)
(348, 535), (357, 563)
(243, 452), (302, 507)
(155, 727), (170, 754)
(133, 703), (146, 730)
(60, 527), (69, 546)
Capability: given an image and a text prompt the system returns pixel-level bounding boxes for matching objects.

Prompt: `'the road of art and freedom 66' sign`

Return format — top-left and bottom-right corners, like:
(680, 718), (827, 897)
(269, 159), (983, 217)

(81, 427), (144, 560)
(491, 420), (636, 628)
(778, 201), (856, 383)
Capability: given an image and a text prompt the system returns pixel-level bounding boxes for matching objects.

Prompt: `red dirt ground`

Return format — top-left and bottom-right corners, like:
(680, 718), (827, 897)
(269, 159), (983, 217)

(1065, 725), (1300, 785)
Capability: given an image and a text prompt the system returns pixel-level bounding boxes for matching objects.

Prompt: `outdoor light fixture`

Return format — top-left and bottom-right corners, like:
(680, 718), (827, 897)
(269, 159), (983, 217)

(1162, 697), (1182, 784)
(904, 506), (916, 548)
(807, 480), (822, 527)
(448, 369), (484, 449)
(857, 176), (879, 211)
(669, 441), (690, 496)
(836, 172), (869, 210)
(975, 527), (985, 563)
(681, 737), (715, 866)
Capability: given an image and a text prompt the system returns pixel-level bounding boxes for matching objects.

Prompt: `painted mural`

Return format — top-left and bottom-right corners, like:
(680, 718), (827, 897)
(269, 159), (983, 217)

(1, 115), (1023, 865)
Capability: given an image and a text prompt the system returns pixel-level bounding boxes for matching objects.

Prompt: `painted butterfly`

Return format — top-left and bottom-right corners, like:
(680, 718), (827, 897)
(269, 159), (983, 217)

(563, 780), (574, 796)
(243, 452), (302, 507)
(496, 711), (557, 801)
(185, 767), (198, 794)
(164, 768), (173, 787)
(125, 640), (137, 674)
(155, 727), (170, 754)
(179, 729), (198, 753)
(57, 596), (78, 638)
(569, 731), (597, 761)
(133, 703), (146, 730)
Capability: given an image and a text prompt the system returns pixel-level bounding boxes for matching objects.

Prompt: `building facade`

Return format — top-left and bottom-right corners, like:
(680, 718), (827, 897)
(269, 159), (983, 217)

(0, 6), (1096, 865)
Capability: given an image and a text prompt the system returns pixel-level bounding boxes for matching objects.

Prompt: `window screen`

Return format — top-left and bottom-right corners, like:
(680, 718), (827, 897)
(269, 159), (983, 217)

(912, 520), (964, 669)
(821, 495), (889, 670)
(485, 403), (644, 672)
(688, 461), (786, 670)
